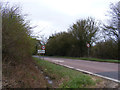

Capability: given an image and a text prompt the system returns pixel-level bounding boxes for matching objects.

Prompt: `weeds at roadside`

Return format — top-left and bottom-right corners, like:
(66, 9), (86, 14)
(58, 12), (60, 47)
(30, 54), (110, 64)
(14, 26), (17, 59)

(33, 57), (98, 88)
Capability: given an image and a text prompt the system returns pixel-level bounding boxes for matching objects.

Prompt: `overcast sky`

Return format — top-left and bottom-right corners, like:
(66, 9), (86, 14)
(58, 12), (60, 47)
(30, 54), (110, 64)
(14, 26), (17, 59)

(4, 0), (119, 39)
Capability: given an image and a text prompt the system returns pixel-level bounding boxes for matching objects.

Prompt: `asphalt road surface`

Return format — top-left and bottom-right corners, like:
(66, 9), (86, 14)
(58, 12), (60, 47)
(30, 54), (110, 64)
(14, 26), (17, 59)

(34, 56), (120, 82)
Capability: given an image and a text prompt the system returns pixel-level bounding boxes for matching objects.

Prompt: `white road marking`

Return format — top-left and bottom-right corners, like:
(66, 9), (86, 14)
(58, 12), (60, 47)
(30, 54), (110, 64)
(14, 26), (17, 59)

(63, 65), (74, 69)
(52, 60), (64, 62)
(76, 68), (94, 74)
(75, 68), (120, 83)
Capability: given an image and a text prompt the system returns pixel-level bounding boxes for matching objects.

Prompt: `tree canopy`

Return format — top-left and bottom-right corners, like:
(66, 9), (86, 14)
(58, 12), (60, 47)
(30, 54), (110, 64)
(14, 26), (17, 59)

(46, 17), (99, 57)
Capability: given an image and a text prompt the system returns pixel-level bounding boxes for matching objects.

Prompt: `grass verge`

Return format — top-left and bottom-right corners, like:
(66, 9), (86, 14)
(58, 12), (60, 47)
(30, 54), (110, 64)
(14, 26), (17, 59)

(33, 57), (100, 88)
(48, 56), (120, 63)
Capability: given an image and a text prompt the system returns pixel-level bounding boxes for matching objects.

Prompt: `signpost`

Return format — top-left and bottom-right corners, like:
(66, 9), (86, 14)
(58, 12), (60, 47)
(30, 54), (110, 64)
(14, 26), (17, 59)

(87, 43), (90, 57)
(38, 41), (45, 60)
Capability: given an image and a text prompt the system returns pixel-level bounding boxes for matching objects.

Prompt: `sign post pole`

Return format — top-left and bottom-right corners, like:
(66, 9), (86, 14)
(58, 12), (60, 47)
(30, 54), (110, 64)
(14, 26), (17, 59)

(39, 53), (41, 60)
(87, 43), (90, 57)
(43, 53), (44, 60)
(88, 47), (89, 57)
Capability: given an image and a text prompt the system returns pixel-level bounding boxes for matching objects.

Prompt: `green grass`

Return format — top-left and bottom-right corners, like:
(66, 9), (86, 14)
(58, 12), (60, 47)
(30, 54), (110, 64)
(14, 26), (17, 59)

(79, 57), (119, 63)
(33, 57), (98, 88)
(48, 56), (120, 63)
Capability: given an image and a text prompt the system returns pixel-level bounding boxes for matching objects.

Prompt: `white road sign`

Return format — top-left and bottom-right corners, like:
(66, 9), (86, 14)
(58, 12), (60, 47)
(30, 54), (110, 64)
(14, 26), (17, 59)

(38, 50), (45, 54)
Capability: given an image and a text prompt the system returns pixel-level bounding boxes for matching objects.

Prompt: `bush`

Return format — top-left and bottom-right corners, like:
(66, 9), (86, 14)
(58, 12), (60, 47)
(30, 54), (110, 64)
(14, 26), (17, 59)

(2, 3), (35, 62)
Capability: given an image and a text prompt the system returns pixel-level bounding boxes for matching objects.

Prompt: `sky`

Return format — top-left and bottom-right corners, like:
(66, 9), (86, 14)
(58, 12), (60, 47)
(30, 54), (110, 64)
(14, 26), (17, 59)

(3, 0), (119, 40)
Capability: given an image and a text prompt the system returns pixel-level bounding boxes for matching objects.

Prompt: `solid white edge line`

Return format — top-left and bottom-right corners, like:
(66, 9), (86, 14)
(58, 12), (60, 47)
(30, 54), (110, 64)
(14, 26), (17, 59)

(75, 68), (120, 83)
(62, 65), (74, 69)
(54, 62), (120, 83)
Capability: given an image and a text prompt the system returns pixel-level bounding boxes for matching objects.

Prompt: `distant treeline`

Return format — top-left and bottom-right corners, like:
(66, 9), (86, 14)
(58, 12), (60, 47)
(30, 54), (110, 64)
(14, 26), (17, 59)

(45, 27), (118, 59)
(46, 2), (119, 60)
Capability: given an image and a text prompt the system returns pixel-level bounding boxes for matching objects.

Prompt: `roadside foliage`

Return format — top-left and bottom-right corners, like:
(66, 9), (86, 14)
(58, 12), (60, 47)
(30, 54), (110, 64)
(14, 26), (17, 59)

(2, 3), (36, 62)
(1, 3), (42, 88)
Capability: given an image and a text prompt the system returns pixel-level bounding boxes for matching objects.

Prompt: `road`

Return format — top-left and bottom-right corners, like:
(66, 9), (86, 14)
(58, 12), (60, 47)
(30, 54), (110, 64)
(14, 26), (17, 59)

(34, 56), (120, 83)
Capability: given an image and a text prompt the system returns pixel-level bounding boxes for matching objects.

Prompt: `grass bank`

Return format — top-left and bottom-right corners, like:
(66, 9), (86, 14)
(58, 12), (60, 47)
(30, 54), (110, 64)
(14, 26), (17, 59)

(48, 56), (119, 63)
(33, 57), (102, 88)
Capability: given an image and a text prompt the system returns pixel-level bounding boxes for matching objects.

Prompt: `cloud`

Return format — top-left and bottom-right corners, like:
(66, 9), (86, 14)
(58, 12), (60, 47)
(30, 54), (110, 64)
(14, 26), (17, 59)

(4, 0), (120, 38)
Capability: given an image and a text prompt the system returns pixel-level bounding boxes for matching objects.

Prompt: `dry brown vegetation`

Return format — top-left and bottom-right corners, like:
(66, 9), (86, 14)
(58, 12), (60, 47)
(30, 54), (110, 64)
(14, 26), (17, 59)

(2, 57), (47, 88)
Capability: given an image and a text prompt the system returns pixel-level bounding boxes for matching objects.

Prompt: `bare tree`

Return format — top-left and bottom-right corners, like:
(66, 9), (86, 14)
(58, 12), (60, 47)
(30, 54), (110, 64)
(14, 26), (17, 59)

(104, 2), (120, 42)
(104, 1), (120, 59)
